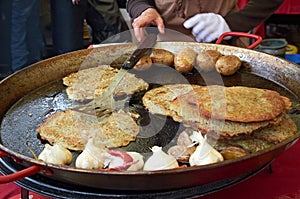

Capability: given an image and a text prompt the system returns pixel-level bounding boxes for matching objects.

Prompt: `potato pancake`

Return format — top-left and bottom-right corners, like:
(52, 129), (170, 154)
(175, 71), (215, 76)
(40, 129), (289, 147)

(183, 114), (283, 138)
(36, 109), (139, 151)
(186, 85), (289, 122)
(142, 84), (202, 119)
(143, 84), (290, 137)
(253, 113), (298, 143)
(63, 65), (149, 101)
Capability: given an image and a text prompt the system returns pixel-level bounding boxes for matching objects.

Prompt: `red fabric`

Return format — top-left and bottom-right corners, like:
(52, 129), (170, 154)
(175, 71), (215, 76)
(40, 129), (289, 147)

(274, 0), (300, 14)
(238, 0), (300, 38)
(0, 182), (50, 199)
(202, 140), (300, 199)
(1, 140), (300, 199)
(238, 0), (300, 14)
(0, 183), (20, 199)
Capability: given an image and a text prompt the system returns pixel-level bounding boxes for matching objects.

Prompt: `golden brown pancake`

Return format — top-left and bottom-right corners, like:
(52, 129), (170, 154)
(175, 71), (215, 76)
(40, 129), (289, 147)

(63, 65), (149, 101)
(252, 113), (298, 144)
(186, 85), (288, 123)
(143, 84), (290, 137)
(36, 109), (140, 151)
(220, 113), (298, 153)
(183, 114), (283, 138)
(230, 138), (275, 153)
(142, 84), (202, 118)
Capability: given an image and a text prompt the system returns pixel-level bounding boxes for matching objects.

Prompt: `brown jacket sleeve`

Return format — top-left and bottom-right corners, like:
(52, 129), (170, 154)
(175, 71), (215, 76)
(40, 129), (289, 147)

(126, 0), (284, 32)
(126, 0), (155, 19)
(224, 0), (285, 32)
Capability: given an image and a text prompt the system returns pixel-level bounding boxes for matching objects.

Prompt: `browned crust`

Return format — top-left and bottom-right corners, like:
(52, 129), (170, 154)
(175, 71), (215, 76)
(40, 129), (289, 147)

(143, 84), (292, 138)
(253, 113), (298, 143)
(142, 84), (202, 117)
(36, 109), (139, 151)
(63, 65), (149, 101)
(186, 85), (288, 123)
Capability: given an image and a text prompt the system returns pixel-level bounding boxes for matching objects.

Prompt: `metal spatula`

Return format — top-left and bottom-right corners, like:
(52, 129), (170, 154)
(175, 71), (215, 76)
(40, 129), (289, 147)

(71, 33), (157, 119)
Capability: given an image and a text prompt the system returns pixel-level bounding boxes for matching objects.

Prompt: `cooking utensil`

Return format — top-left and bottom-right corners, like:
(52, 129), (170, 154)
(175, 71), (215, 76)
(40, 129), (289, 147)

(72, 33), (157, 118)
(0, 33), (299, 191)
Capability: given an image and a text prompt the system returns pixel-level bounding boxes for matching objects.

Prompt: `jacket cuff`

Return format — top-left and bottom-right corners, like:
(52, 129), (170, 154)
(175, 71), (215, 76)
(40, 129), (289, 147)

(126, 2), (154, 19)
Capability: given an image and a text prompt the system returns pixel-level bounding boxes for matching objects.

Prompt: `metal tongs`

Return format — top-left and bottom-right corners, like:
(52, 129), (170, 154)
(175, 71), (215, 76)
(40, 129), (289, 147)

(72, 33), (157, 119)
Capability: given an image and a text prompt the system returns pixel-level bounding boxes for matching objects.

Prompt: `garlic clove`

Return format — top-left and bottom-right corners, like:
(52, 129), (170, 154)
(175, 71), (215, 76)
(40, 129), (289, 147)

(75, 138), (107, 169)
(75, 149), (103, 169)
(127, 152), (144, 171)
(189, 131), (224, 166)
(38, 144), (72, 165)
(143, 146), (179, 171)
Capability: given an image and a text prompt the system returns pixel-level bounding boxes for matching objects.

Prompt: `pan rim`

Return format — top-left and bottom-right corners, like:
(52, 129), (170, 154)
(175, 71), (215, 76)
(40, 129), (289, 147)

(0, 41), (299, 190)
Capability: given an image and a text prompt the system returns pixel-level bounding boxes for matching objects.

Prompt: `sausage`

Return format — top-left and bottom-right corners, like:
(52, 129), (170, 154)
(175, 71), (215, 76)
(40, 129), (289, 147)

(134, 55), (153, 71)
(196, 50), (222, 72)
(151, 48), (174, 66)
(215, 55), (241, 75)
(174, 47), (197, 73)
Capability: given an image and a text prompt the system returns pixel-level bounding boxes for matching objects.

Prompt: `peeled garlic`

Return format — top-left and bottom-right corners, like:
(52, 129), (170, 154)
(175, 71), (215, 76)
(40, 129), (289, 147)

(143, 146), (179, 171)
(75, 138), (107, 169)
(127, 152), (144, 171)
(189, 131), (223, 166)
(38, 144), (72, 165)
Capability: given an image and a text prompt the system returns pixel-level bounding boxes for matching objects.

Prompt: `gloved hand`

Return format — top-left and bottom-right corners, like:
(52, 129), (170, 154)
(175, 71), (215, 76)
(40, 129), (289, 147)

(183, 13), (231, 43)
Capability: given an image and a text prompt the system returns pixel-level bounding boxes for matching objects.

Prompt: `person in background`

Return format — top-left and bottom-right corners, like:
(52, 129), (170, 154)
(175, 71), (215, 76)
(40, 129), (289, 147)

(50, 0), (128, 55)
(11, 0), (44, 72)
(50, 0), (86, 55)
(84, 0), (128, 44)
(126, 0), (284, 44)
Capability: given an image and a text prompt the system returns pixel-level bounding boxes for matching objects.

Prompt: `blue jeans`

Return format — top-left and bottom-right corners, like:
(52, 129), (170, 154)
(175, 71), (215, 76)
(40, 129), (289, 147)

(10, 0), (44, 72)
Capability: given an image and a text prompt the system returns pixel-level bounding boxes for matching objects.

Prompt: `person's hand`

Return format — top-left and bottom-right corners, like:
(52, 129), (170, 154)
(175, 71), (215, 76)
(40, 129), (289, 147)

(132, 8), (165, 41)
(72, 0), (80, 5)
(183, 13), (231, 43)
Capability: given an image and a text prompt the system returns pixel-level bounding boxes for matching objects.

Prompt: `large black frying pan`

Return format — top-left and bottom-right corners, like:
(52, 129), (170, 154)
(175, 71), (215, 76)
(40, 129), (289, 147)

(0, 33), (299, 191)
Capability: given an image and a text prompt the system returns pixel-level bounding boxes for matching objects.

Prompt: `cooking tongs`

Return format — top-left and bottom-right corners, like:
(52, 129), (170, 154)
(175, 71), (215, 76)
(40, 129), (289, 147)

(72, 33), (157, 118)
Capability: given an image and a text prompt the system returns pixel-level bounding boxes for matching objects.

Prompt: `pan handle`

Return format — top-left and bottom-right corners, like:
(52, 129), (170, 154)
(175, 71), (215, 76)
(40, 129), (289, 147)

(0, 151), (43, 184)
(216, 32), (262, 49)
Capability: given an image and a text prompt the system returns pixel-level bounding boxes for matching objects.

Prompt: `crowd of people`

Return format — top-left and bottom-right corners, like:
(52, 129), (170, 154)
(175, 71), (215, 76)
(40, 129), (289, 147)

(8, 0), (128, 78)
(4, 0), (285, 77)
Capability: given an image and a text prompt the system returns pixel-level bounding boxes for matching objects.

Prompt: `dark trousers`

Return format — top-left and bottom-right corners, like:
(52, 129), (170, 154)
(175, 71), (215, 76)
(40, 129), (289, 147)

(11, 0), (44, 72)
(50, 0), (87, 55)
(50, 0), (129, 55)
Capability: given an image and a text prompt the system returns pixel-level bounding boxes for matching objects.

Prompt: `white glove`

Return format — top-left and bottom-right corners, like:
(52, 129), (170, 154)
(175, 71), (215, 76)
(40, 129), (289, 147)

(183, 13), (231, 43)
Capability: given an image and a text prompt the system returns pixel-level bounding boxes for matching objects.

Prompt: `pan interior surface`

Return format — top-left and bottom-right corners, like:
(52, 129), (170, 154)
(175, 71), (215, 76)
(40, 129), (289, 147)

(0, 66), (299, 163)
